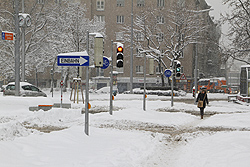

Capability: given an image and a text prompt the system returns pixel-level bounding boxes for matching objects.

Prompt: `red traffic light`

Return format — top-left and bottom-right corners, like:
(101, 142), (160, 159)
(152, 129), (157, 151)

(117, 46), (123, 53)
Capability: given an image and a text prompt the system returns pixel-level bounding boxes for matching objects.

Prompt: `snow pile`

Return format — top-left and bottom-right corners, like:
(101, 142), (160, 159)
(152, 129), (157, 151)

(0, 121), (32, 141)
(1, 91), (250, 166)
(0, 126), (166, 167)
(20, 108), (84, 133)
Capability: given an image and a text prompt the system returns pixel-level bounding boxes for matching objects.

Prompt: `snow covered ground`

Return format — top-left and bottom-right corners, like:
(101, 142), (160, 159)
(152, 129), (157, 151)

(0, 91), (250, 167)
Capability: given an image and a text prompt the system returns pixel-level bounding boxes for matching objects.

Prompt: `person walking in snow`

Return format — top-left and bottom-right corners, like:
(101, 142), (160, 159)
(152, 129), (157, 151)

(196, 89), (209, 119)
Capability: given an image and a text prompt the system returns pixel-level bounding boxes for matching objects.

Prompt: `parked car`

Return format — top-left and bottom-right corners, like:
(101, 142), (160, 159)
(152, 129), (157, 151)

(3, 82), (47, 97)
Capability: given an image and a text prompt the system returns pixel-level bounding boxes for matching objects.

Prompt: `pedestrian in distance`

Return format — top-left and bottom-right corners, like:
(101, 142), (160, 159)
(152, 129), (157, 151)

(196, 89), (209, 119)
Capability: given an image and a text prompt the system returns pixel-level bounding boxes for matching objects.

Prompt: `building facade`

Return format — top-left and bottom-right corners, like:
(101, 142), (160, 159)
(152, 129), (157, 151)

(0, 0), (221, 92)
(82, 0), (221, 92)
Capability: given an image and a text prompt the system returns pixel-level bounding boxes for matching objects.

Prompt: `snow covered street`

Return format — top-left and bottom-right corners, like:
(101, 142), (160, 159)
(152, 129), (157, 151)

(0, 91), (250, 167)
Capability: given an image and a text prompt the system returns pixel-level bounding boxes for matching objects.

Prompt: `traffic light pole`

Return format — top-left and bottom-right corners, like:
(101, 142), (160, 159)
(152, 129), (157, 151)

(171, 60), (175, 107)
(194, 43), (198, 104)
(109, 40), (113, 115)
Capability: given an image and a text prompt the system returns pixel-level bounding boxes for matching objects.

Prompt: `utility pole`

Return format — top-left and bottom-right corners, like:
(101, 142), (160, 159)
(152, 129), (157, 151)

(130, 0), (134, 94)
(21, 0), (25, 82)
(194, 0), (199, 104)
(14, 0), (20, 96)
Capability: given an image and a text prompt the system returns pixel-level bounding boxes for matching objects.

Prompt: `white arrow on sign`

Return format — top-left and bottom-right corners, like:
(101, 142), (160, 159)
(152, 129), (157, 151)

(80, 56), (88, 65)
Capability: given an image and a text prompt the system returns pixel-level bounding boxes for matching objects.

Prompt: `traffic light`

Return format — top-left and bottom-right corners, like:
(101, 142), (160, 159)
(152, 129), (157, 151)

(116, 43), (124, 68)
(175, 60), (181, 77)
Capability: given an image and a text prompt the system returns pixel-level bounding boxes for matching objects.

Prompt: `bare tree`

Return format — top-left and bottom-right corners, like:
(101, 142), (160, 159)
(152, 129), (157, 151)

(45, 1), (105, 79)
(222, 0), (250, 64)
(0, 1), (48, 81)
(0, 0), (105, 83)
(122, 2), (210, 86)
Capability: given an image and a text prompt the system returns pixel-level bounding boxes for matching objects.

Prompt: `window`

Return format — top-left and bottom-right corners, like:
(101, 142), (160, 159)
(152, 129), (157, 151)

(96, 15), (105, 22)
(136, 48), (144, 57)
(30, 86), (40, 92)
(137, 0), (145, 7)
(180, 33), (184, 42)
(116, 32), (124, 41)
(157, 0), (164, 7)
(22, 85), (31, 90)
(117, 15), (125, 24)
(136, 32), (144, 41)
(117, 0), (124, 7)
(6, 85), (15, 90)
(54, 0), (61, 4)
(156, 66), (164, 74)
(37, 0), (44, 4)
(181, 66), (184, 73)
(179, 50), (184, 58)
(157, 16), (164, 24)
(97, 0), (105, 11)
(178, 0), (185, 7)
(136, 66), (144, 74)
(156, 33), (164, 42)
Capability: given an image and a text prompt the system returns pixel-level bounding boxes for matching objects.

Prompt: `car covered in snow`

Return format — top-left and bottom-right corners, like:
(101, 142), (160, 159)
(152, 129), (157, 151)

(3, 82), (47, 97)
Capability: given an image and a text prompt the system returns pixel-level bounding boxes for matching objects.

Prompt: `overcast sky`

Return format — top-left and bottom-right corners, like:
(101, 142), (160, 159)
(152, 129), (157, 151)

(206, 0), (229, 21)
(206, 0), (231, 44)
(206, 0), (244, 71)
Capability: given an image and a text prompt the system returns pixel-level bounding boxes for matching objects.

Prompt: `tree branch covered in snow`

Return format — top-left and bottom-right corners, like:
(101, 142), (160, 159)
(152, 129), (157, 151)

(121, 2), (210, 85)
(0, 0), (105, 80)
(45, 0), (105, 78)
(222, 0), (250, 64)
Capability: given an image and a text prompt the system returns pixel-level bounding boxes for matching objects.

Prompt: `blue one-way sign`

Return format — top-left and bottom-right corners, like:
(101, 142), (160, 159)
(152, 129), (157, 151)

(57, 52), (89, 66)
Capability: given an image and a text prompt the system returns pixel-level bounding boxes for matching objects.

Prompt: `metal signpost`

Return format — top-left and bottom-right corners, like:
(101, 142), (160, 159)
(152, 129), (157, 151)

(164, 69), (174, 106)
(57, 32), (105, 136)
(86, 32), (90, 136)
(57, 52), (90, 135)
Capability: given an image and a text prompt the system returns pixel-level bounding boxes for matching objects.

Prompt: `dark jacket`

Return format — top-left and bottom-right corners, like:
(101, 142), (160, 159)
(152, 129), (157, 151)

(196, 92), (209, 108)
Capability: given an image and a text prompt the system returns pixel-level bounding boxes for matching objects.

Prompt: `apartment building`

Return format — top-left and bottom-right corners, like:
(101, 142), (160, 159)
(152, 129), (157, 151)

(82, 0), (221, 92)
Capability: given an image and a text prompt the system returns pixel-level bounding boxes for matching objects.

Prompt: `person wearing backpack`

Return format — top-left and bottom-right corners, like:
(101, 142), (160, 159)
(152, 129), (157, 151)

(196, 89), (209, 119)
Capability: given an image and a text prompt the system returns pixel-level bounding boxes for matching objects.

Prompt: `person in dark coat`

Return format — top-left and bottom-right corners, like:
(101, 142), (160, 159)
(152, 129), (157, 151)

(196, 89), (209, 119)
